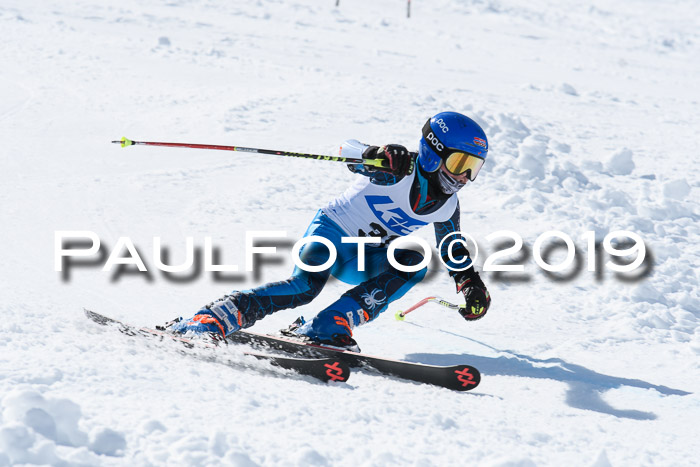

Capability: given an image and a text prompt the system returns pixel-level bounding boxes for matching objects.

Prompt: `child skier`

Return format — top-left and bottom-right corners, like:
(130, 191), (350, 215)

(168, 111), (491, 350)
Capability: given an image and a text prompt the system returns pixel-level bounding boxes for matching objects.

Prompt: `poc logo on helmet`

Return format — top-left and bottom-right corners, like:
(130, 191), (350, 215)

(426, 132), (444, 152)
(435, 118), (449, 133)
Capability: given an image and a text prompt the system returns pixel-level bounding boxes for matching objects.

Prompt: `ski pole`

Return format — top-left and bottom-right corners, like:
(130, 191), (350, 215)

(395, 297), (465, 321)
(111, 137), (389, 169)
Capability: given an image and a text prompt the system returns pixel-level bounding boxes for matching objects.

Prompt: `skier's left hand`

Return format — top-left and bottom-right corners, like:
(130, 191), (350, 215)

(455, 270), (490, 321)
(363, 144), (412, 176)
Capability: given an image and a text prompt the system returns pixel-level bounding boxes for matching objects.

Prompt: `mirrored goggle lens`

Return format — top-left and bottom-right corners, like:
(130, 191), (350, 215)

(444, 152), (485, 180)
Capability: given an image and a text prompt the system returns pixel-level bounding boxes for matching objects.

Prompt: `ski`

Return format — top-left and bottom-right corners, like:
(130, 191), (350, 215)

(225, 330), (481, 392)
(83, 310), (350, 384)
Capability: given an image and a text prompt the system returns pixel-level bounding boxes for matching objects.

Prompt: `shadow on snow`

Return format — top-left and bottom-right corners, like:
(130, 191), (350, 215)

(404, 329), (690, 420)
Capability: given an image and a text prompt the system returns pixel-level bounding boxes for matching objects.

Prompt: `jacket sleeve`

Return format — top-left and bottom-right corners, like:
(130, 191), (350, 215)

(347, 163), (405, 186)
(342, 138), (413, 186)
(433, 200), (474, 283)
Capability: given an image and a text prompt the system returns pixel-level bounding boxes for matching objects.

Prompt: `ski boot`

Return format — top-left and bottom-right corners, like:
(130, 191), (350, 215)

(159, 294), (243, 339)
(156, 316), (222, 342)
(280, 317), (361, 353)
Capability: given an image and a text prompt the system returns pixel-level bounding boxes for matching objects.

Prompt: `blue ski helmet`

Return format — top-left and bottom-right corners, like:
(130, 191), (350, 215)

(418, 112), (488, 181)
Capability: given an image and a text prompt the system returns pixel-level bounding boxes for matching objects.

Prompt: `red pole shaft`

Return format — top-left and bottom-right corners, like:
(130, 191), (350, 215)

(113, 138), (388, 168)
(398, 297), (436, 317)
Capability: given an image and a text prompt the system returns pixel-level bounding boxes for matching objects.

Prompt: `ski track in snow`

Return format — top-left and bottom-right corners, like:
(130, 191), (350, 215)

(1, 0), (699, 465)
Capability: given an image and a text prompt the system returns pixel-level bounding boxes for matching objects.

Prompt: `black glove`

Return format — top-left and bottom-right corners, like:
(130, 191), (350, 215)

(455, 269), (491, 321)
(362, 144), (413, 176)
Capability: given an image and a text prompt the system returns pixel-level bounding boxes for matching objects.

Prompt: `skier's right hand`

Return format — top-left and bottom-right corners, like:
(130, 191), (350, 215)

(362, 144), (413, 176)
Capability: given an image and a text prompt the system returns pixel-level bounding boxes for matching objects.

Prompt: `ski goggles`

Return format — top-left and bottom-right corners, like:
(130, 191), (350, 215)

(421, 120), (485, 181)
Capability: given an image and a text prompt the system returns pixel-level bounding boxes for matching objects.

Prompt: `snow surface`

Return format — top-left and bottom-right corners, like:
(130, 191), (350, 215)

(1, 0), (699, 465)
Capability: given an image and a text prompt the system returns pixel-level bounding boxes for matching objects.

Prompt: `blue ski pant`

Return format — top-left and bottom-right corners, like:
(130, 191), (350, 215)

(233, 210), (427, 341)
